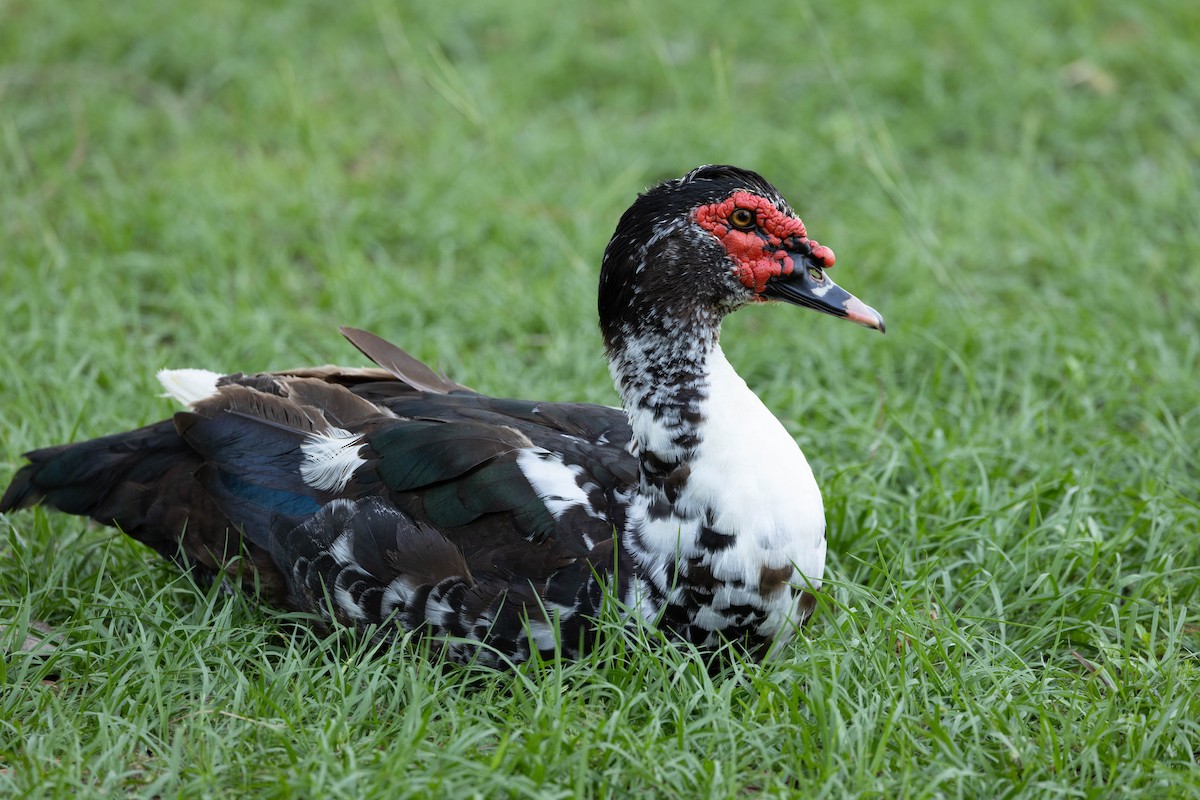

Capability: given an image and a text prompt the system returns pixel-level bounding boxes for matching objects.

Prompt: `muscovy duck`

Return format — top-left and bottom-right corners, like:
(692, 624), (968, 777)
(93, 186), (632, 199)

(1, 165), (884, 665)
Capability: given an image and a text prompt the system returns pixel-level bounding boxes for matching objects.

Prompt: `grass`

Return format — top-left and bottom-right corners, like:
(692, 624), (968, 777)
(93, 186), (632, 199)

(2, 0), (1198, 796)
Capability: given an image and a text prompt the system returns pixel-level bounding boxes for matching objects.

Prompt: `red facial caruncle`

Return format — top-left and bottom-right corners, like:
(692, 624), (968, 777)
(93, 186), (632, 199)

(693, 191), (835, 297)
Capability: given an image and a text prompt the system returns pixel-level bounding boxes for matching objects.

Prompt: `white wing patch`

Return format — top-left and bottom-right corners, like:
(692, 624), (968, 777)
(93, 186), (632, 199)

(157, 369), (222, 407)
(516, 448), (596, 520)
(299, 427), (366, 493)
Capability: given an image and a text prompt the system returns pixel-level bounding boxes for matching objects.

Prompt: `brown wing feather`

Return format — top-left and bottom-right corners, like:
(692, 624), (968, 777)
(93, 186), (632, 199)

(276, 377), (394, 428)
(339, 327), (468, 394)
(275, 365), (395, 383)
(192, 385), (324, 432)
(196, 376), (393, 432)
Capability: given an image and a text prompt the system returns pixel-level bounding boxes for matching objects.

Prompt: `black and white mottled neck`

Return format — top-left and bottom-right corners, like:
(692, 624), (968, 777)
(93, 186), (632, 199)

(607, 309), (719, 461)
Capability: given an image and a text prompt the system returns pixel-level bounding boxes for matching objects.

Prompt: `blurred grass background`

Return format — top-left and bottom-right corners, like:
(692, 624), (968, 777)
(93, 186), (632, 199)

(2, 1), (1198, 797)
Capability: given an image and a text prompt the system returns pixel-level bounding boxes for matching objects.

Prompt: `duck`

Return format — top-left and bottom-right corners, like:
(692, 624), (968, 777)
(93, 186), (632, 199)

(0, 165), (884, 666)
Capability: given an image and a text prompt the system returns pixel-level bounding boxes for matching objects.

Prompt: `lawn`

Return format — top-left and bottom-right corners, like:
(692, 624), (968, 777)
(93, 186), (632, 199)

(2, 1), (1198, 797)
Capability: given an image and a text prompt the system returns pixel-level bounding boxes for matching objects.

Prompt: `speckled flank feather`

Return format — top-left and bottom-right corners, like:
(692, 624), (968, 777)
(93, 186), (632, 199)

(0, 165), (883, 665)
(274, 497), (620, 665)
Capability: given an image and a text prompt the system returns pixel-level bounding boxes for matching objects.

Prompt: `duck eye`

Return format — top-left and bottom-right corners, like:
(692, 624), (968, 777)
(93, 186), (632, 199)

(729, 208), (755, 230)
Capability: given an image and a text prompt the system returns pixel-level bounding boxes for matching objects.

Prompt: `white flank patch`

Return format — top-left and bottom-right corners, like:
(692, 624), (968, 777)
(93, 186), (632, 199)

(326, 528), (355, 564)
(381, 579), (412, 618)
(299, 427), (366, 493)
(318, 529), (367, 621)
(691, 604), (730, 632)
(334, 585), (367, 621)
(423, 592), (454, 627)
(156, 368), (222, 407)
(515, 448), (595, 520)
(624, 576), (659, 624)
(526, 619), (559, 652)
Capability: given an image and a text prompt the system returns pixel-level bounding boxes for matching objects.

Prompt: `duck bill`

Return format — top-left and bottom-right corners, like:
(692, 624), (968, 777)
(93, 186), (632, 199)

(763, 261), (886, 333)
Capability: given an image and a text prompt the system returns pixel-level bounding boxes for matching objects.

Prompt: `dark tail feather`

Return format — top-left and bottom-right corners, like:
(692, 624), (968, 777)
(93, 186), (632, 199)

(0, 463), (39, 513)
(0, 420), (289, 600)
(2, 420), (187, 519)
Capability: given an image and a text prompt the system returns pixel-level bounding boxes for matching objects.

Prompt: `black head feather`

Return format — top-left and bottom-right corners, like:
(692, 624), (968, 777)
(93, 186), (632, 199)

(597, 165), (796, 348)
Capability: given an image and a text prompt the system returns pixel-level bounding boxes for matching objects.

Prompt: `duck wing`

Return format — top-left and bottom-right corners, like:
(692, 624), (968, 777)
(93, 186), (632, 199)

(2, 330), (639, 661)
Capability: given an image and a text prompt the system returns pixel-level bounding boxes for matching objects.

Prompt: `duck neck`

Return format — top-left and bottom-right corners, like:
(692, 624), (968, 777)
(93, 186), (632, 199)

(606, 309), (722, 481)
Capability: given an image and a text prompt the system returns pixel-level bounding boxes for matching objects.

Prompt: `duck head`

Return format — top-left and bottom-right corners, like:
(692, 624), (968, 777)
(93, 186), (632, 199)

(598, 164), (884, 349)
